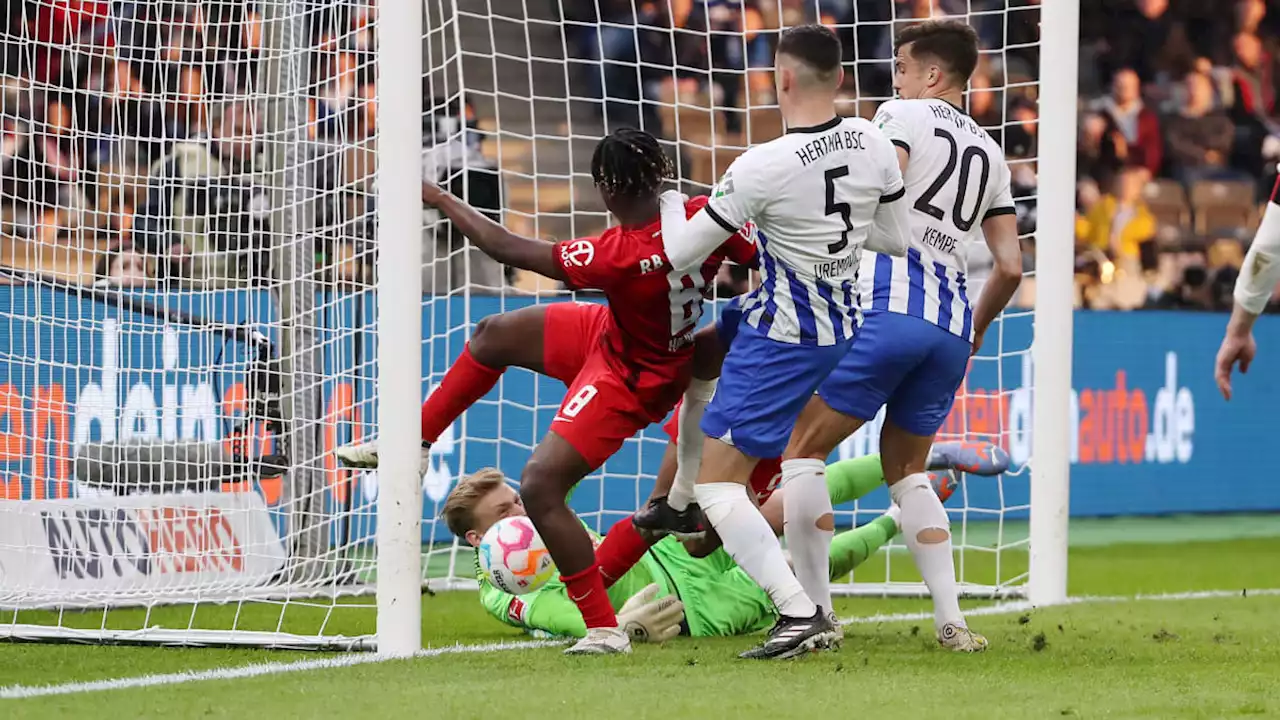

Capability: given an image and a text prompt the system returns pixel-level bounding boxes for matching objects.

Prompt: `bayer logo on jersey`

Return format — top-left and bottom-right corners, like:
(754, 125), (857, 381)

(478, 516), (556, 595)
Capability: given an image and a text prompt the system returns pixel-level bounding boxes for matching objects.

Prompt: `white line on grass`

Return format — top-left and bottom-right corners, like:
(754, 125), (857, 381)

(840, 587), (1280, 626)
(3, 587), (1277, 700)
(0, 639), (563, 700)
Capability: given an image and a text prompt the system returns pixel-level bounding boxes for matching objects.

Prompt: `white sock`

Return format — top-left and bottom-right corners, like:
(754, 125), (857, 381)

(889, 473), (964, 631)
(780, 458), (833, 615)
(697, 481), (816, 618)
(885, 503), (902, 530)
(668, 378), (717, 511)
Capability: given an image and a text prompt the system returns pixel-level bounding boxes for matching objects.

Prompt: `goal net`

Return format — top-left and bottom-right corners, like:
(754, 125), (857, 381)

(419, 0), (1054, 600)
(0, 0), (377, 648)
(0, 0), (1070, 649)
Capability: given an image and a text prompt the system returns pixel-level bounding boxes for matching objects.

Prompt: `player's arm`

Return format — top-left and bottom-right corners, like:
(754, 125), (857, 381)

(971, 201), (1022, 355)
(869, 188), (910, 257)
(893, 146), (910, 174)
(873, 100), (915, 188)
(1216, 198), (1280, 399)
(662, 155), (764, 271)
(478, 579), (589, 638)
(867, 154), (910, 258)
(423, 183), (569, 282)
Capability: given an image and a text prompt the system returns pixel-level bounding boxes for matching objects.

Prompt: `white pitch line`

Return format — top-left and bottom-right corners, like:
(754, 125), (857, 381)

(0, 638), (563, 700)
(838, 587), (1280, 627)
(3, 588), (1278, 700)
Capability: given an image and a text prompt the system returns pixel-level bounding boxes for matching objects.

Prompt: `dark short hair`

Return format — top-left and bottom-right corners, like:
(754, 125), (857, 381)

(894, 20), (980, 84)
(776, 24), (842, 81)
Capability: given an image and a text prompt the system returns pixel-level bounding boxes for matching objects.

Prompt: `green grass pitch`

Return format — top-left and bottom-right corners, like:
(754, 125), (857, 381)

(2, 532), (1278, 719)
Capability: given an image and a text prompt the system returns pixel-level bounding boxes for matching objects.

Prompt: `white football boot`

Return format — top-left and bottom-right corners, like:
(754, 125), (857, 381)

(335, 440), (431, 475)
(564, 626), (632, 656)
(937, 622), (988, 652)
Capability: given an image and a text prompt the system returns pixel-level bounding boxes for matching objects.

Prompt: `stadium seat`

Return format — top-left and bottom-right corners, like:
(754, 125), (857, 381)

(501, 174), (575, 215)
(744, 108), (783, 145)
(655, 83), (727, 141)
(681, 143), (746, 189)
(0, 234), (103, 284)
(1143, 179), (1192, 237)
(1190, 179), (1257, 235)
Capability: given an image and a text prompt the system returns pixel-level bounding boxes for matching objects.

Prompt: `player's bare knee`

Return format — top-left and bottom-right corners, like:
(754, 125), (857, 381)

(915, 527), (950, 544)
(468, 315), (504, 365)
(517, 463), (557, 516)
(815, 512), (834, 532)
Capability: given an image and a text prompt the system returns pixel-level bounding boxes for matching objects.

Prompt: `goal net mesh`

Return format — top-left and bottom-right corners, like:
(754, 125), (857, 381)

(422, 0), (1041, 599)
(0, 0), (1040, 648)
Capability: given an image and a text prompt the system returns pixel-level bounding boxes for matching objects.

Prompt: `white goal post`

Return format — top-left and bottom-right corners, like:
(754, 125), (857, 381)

(0, 0), (1073, 652)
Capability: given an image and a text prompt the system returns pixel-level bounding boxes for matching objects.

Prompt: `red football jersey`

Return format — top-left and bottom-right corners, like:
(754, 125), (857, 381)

(553, 196), (756, 411)
(662, 400), (782, 504)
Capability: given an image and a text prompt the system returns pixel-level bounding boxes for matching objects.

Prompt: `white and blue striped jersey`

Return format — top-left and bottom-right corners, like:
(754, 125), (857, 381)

(859, 99), (1015, 341)
(704, 116), (907, 346)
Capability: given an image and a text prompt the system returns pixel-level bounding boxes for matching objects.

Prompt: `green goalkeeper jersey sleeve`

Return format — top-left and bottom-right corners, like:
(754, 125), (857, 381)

(474, 524), (669, 638)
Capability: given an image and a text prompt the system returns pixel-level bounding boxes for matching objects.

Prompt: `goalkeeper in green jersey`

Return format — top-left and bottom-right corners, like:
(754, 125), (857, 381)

(439, 439), (1007, 641)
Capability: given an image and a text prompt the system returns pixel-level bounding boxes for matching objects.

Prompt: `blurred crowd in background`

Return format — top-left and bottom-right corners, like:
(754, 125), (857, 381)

(0, 0), (377, 289)
(3, 0), (1280, 313)
(566, 0), (1280, 311)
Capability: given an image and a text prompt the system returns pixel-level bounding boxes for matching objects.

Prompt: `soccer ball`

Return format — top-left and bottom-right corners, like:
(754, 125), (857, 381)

(478, 516), (556, 595)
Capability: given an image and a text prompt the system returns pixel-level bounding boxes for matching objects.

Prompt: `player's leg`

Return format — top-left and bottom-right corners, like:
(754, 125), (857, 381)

(879, 321), (986, 652)
(696, 326), (848, 659)
(827, 471), (959, 579)
(775, 402), (862, 620)
(754, 451), (959, 578)
(779, 310), (924, 617)
(596, 515), (657, 588)
(598, 297), (723, 588)
(335, 305), (553, 469)
(526, 364), (655, 655)
(651, 540), (776, 638)
(517, 431), (628, 654)
(636, 296), (738, 530)
(638, 323), (724, 505)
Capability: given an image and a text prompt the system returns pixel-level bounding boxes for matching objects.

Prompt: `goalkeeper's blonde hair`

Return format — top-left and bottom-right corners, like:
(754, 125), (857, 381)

(440, 467), (508, 538)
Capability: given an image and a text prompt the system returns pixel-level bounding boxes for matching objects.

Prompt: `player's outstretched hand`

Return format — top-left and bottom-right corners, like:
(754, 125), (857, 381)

(617, 583), (683, 644)
(1215, 329), (1256, 401)
(422, 182), (446, 207)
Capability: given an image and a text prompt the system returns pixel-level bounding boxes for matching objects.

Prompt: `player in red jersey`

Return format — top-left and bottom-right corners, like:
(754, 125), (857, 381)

(337, 128), (756, 655)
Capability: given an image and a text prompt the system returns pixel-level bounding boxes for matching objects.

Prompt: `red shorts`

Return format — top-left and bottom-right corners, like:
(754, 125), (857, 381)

(661, 407), (782, 504)
(543, 303), (687, 468)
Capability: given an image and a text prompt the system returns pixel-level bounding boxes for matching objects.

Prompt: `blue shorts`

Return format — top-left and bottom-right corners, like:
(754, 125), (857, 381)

(818, 311), (971, 437)
(714, 295), (747, 349)
(702, 322), (853, 458)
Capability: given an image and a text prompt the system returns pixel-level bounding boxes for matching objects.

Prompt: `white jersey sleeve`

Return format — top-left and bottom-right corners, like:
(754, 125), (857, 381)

(859, 98), (1016, 341)
(662, 147), (770, 271)
(873, 99), (923, 159)
(986, 162), (1016, 220)
(1235, 198), (1280, 315)
(867, 129), (909, 257)
(704, 149), (770, 232)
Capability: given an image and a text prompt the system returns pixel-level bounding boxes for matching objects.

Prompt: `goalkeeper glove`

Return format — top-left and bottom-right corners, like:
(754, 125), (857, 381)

(616, 583), (683, 644)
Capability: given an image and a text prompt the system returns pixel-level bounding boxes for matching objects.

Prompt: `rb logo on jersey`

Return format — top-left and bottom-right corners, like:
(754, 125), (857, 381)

(638, 253), (664, 274)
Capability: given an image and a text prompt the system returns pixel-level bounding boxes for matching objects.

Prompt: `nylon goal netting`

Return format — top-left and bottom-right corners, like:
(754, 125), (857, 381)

(0, 0), (1047, 649)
